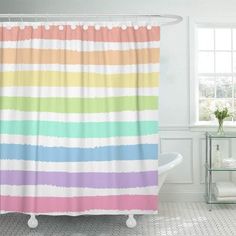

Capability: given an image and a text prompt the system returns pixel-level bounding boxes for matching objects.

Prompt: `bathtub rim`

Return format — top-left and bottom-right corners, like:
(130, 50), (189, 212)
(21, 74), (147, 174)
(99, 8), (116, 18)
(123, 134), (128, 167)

(158, 152), (183, 175)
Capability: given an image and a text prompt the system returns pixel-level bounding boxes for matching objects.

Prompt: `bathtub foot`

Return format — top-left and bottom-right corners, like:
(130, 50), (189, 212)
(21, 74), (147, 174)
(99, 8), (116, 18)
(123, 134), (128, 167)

(27, 215), (38, 229)
(126, 214), (137, 228)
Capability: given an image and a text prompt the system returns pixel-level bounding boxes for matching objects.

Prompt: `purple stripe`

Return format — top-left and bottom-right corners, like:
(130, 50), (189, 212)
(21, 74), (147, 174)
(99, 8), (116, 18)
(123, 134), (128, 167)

(0, 170), (157, 188)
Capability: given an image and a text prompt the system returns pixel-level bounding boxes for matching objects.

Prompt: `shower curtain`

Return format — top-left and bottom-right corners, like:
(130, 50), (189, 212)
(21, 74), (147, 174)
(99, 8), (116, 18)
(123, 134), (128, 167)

(0, 22), (160, 215)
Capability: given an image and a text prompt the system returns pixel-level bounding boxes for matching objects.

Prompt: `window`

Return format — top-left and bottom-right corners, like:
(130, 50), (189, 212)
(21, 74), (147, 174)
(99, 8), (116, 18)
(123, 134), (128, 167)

(190, 21), (236, 125)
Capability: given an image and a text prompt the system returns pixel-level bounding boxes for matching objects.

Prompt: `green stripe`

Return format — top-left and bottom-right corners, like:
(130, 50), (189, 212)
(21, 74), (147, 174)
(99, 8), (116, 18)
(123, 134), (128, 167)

(0, 96), (158, 113)
(0, 121), (158, 138)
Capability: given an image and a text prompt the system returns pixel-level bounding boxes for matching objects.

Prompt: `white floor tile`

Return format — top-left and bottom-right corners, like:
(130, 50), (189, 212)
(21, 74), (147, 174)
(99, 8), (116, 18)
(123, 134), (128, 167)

(1, 202), (236, 236)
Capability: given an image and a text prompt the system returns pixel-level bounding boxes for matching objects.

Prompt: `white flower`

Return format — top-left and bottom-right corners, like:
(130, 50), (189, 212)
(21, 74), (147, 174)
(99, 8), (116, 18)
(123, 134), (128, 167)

(215, 101), (224, 112)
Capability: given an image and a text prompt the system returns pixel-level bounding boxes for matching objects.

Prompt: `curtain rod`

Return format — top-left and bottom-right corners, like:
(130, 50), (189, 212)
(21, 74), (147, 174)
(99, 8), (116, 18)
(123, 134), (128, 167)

(0, 14), (183, 26)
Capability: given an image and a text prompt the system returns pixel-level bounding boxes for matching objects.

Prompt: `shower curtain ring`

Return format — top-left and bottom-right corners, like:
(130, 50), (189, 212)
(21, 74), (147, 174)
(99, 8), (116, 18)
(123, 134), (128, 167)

(33, 15), (38, 30)
(6, 15), (11, 30)
(45, 14), (50, 30)
(20, 17), (25, 29)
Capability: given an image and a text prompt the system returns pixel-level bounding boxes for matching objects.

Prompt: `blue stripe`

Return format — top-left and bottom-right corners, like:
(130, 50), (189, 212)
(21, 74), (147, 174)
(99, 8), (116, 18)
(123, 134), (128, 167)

(0, 144), (158, 162)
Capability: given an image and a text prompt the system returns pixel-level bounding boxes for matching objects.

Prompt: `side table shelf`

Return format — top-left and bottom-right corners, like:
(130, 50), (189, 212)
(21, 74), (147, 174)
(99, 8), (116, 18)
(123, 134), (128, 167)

(205, 132), (236, 210)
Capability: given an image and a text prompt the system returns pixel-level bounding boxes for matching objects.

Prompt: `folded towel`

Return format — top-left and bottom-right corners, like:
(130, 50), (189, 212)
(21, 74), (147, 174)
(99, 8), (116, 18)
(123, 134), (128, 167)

(222, 163), (236, 168)
(214, 181), (236, 198)
(221, 158), (236, 168)
(216, 196), (236, 202)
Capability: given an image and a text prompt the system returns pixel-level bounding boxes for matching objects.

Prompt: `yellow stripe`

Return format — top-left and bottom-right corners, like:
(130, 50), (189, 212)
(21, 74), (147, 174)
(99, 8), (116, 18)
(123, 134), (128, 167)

(0, 48), (160, 65)
(0, 71), (159, 88)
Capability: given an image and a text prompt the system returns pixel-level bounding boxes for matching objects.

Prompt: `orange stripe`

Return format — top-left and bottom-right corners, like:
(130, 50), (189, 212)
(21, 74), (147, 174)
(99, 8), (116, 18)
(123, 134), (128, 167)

(0, 195), (158, 213)
(0, 26), (160, 42)
(0, 48), (159, 65)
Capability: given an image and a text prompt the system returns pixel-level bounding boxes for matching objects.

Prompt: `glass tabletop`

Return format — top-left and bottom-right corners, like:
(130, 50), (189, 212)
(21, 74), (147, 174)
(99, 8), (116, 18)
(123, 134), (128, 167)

(206, 132), (236, 138)
(206, 164), (236, 171)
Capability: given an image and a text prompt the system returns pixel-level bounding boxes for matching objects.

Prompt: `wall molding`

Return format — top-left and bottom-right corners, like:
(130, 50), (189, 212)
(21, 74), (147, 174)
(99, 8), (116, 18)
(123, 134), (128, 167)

(160, 125), (190, 131)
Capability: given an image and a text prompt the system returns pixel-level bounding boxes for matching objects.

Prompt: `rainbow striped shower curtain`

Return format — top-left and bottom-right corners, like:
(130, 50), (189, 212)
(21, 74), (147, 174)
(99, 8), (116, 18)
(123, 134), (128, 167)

(0, 22), (159, 215)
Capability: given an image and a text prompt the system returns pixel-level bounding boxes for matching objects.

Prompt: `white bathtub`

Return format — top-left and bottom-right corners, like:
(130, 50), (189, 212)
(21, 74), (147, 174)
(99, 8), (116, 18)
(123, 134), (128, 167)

(158, 152), (183, 193)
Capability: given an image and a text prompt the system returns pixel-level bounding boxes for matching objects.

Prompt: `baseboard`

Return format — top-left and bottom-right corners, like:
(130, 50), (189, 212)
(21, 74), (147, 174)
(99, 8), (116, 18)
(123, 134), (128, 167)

(159, 192), (205, 202)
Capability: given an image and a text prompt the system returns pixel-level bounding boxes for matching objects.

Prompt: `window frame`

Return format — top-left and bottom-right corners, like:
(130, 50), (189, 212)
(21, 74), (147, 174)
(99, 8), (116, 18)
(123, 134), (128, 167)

(189, 17), (236, 129)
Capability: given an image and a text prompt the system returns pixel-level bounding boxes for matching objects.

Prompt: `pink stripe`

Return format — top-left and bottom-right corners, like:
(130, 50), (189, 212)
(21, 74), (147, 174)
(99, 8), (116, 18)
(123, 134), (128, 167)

(0, 26), (160, 42)
(0, 195), (158, 213)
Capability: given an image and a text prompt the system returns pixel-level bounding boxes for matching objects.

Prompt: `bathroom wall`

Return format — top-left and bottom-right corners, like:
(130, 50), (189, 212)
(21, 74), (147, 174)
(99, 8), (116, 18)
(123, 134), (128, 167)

(1, 0), (236, 201)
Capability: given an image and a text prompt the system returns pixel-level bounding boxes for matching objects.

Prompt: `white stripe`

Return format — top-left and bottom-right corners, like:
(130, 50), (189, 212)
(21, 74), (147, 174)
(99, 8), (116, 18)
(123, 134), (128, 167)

(0, 134), (159, 148)
(0, 87), (159, 98)
(0, 110), (159, 123)
(0, 210), (158, 216)
(0, 39), (160, 51)
(0, 63), (160, 73)
(0, 159), (158, 173)
(0, 185), (158, 197)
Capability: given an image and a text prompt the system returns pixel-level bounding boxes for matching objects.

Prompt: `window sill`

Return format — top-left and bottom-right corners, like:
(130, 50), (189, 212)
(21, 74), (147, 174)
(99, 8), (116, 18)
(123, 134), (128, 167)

(189, 123), (236, 132)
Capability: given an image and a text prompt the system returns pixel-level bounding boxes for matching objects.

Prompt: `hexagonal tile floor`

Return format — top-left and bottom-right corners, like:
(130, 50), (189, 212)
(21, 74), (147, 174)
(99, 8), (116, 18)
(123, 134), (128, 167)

(0, 202), (236, 236)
